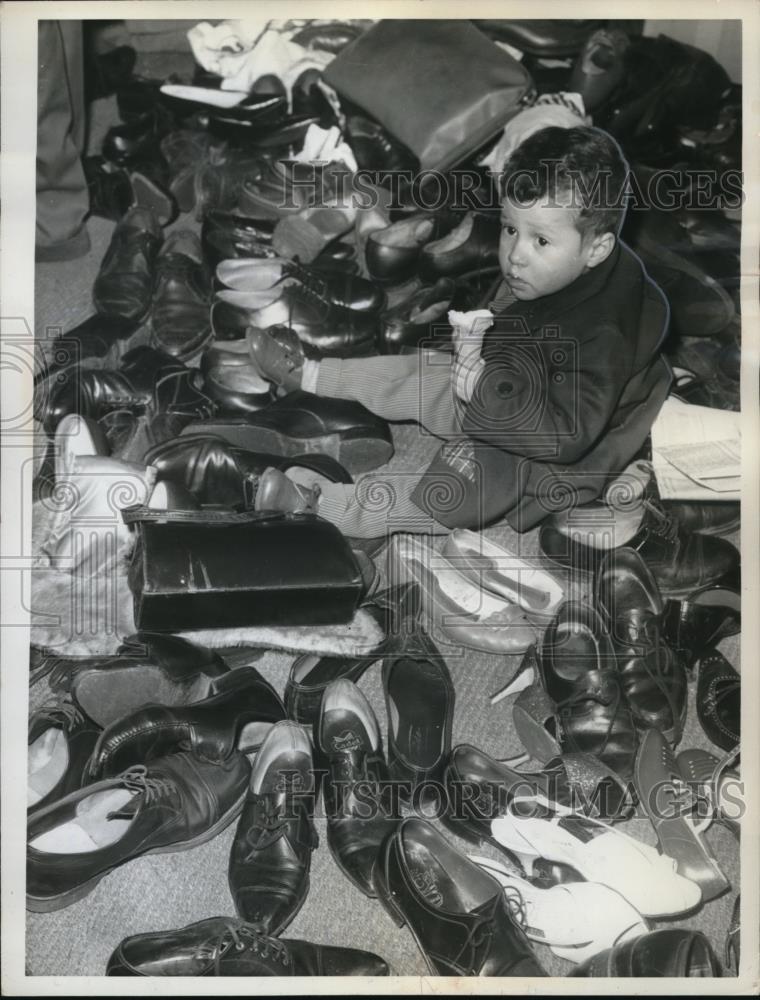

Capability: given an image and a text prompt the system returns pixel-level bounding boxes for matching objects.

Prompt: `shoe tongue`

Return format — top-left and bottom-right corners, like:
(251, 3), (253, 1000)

(107, 793), (142, 821)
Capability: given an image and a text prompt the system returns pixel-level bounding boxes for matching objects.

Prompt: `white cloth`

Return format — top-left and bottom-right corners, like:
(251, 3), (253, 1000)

(480, 92), (589, 176)
(449, 309), (494, 403)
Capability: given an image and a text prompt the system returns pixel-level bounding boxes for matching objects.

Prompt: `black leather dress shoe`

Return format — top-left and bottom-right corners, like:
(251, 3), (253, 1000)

(378, 278), (458, 354)
(27, 697), (101, 816)
(663, 499), (740, 537)
(181, 389), (394, 474)
(317, 679), (397, 898)
(540, 499), (740, 599)
(539, 602), (638, 781)
(102, 110), (170, 169)
(200, 339), (274, 413)
(596, 548), (687, 745)
(107, 917), (389, 976)
(571, 928), (720, 976)
(382, 625), (454, 802)
(418, 212), (500, 281)
(151, 230), (213, 360)
(366, 214), (443, 285)
(42, 346), (216, 436)
(696, 649), (740, 753)
(662, 583), (740, 670)
(441, 744), (633, 850)
(87, 667), (286, 778)
(84, 155), (136, 220)
(228, 721), (317, 933)
(27, 751), (250, 912)
(145, 432), (351, 507)
(373, 818), (546, 976)
(93, 207), (163, 321)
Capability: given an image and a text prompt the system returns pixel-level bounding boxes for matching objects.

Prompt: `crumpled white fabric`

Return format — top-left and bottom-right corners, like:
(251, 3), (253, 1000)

(188, 19), (335, 104)
(292, 124), (358, 171)
(449, 309), (494, 403)
(481, 92), (589, 175)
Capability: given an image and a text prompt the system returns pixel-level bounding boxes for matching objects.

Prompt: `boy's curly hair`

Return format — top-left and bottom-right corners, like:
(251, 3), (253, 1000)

(499, 126), (630, 239)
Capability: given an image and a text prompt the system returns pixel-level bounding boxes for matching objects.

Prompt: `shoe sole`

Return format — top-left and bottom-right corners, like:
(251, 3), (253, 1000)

(179, 420), (394, 475)
(26, 788), (248, 914)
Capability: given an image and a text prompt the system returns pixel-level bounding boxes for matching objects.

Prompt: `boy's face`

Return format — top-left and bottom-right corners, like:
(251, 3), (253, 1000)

(499, 193), (608, 300)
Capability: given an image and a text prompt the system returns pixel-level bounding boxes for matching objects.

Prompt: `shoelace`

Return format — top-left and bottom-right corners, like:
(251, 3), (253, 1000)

(641, 498), (680, 547)
(452, 898), (499, 970)
(213, 922), (290, 973)
(242, 794), (290, 857)
(119, 765), (179, 807)
(32, 697), (84, 730)
(555, 680), (622, 759)
(502, 886), (529, 930)
(618, 608), (684, 745)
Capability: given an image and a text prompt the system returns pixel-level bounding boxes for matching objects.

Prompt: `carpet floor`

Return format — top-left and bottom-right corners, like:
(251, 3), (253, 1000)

(26, 85), (741, 980)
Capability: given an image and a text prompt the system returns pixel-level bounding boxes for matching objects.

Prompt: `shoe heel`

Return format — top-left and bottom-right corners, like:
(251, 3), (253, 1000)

(490, 647), (537, 704)
(372, 862), (406, 929)
(512, 684), (561, 765)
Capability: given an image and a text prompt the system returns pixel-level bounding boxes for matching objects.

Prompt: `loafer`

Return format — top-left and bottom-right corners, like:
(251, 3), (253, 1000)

(47, 632), (231, 728)
(635, 727), (730, 901)
(596, 548), (687, 745)
(42, 345), (216, 436)
(662, 582), (740, 670)
(27, 750), (250, 912)
(539, 498), (740, 599)
(284, 586), (409, 724)
(389, 534), (536, 655)
(228, 721), (318, 934)
(27, 697), (101, 815)
(87, 666), (286, 778)
(150, 230), (213, 360)
(441, 744), (633, 851)
(696, 649), (740, 753)
(366, 214), (441, 285)
(571, 928), (720, 976)
(373, 818), (546, 976)
(382, 625), (454, 802)
(180, 389), (394, 475)
(106, 917), (389, 976)
(145, 432), (351, 508)
(316, 679), (397, 898)
(378, 278), (458, 353)
(538, 601), (638, 780)
(418, 212), (500, 281)
(92, 206), (163, 321)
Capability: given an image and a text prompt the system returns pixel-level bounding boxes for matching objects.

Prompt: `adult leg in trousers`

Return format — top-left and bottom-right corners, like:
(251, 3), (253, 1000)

(36, 20), (90, 262)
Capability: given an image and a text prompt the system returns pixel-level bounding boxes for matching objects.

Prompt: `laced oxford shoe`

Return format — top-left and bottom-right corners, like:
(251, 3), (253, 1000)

(27, 697), (101, 816)
(93, 206), (163, 321)
(317, 679), (397, 898)
(106, 917), (389, 976)
(696, 649), (740, 754)
(180, 389), (394, 475)
(27, 751), (250, 912)
(539, 497), (740, 598)
(150, 231), (213, 360)
(47, 632), (230, 728)
(373, 818), (546, 977)
(87, 666), (286, 779)
(596, 548), (687, 745)
(571, 928), (720, 976)
(228, 721), (318, 934)
(539, 601), (638, 781)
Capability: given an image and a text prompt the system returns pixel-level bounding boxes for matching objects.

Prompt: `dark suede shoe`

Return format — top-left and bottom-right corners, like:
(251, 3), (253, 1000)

(539, 601), (638, 781)
(106, 917), (389, 975)
(87, 667), (286, 778)
(27, 697), (101, 817)
(228, 721), (318, 934)
(93, 206), (163, 321)
(540, 498), (740, 599)
(151, 231), (213, 360)
(317, 679), (397, 898)
(373, 818), (546, 976)
(596, 548), (687, 745)
(696, 649), (740, 754)
(27, 751), (250, 912)
(572, 928), (720, 976)
(47, 632), (230, 728)
(180, 389), (394, 475)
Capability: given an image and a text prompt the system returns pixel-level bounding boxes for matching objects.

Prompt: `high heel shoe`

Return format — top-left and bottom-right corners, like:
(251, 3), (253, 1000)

(634, 727), (730, 902)
(491, 809), (702, 917)
(676, 746), (741, 838)
(469, 854), (649, 964)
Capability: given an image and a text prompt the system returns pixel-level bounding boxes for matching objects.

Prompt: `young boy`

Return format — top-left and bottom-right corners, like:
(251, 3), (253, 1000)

(248, 126), (672, 537)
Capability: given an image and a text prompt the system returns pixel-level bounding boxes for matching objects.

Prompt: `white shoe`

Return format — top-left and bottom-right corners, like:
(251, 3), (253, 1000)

(469, 854), (649, 964)
(491, 811), (702, 918)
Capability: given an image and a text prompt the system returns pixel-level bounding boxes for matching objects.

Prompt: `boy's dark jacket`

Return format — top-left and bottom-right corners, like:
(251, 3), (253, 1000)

(411, 240), (672, 531)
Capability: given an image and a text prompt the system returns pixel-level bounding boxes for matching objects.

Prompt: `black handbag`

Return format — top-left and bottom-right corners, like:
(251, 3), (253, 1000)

(124, 507), (367, 631)
(324, 19), (534, 173)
